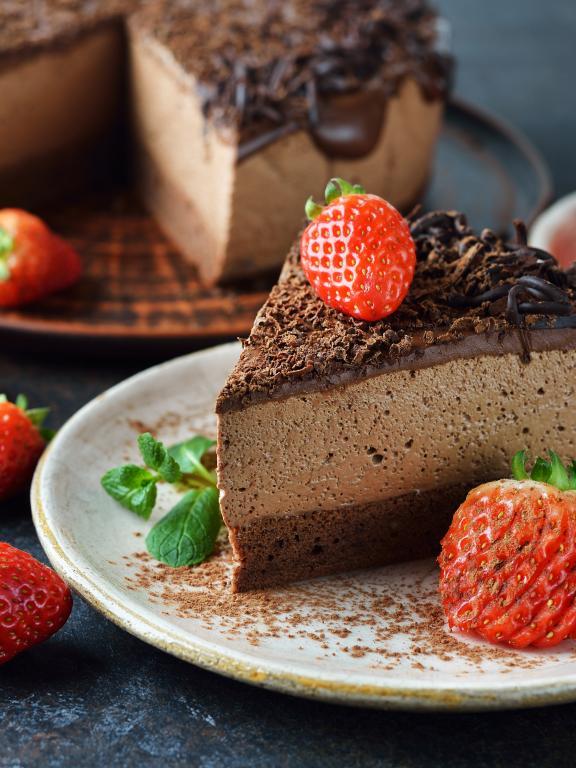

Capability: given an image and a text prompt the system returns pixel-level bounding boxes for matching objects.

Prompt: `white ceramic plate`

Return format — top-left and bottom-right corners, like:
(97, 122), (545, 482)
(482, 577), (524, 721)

(32, 343), (576, 711)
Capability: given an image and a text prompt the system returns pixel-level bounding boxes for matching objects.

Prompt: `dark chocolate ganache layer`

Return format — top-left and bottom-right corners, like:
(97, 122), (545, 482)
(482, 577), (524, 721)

(217, 211), (576, 413)
(131, 0), (453, 159)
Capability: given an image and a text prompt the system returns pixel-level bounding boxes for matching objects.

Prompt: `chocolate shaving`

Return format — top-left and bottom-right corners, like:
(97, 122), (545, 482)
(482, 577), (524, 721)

(131, 0), (453, 140)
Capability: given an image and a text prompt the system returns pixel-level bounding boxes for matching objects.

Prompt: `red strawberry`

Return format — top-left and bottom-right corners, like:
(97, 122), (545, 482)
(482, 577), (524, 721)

(0, 394), (52, 501)
(439, 450), (576, 648)
(0, 209), (81, 308)
(0, 542), (72, 663)
(300, 178), (416, 321)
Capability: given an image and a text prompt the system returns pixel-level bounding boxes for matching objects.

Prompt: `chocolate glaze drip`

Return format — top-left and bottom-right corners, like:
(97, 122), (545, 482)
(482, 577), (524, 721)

(217, 210), (576, 412)
(133, 0), (453, 161)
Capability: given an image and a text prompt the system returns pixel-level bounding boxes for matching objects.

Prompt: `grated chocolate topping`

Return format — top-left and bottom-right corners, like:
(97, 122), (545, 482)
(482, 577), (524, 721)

(0, 0), (132, 61)
(131, 0), (452, 142)
(217, 211), (576, 413)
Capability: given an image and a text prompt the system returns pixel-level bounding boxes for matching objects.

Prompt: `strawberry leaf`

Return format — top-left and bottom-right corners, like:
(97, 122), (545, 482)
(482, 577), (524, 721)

(168, 436), (215, 485)
(0, 227), (13, 282)
(324, 178), (366, 205)
(568, 461), (576, 491)
(146, 487), (221, 567)
(511, 450), (528, 480)
(137, 433), (181, 483)
(547, 451), (571, 491)
(101, 465), (157, 519)
(305, 196), (323, 221)
(26, 407), (50, 429)
(15, 394), (28, 410)
(530, 457), (551, 483)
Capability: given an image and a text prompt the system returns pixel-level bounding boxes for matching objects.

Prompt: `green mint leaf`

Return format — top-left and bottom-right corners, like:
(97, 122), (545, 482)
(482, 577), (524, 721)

(511, 450), (528, 480)
(547, 451), (571, 491)
(101, 465), (157, 519)
(146, 486), (221, 567)
(137, 432), (181, 483)
(530, 457), (551, 484)
(168, 436), (216, 485)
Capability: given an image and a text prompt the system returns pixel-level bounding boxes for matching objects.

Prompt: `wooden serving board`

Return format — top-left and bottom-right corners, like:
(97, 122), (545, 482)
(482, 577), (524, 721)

(0, 101), (551, 355)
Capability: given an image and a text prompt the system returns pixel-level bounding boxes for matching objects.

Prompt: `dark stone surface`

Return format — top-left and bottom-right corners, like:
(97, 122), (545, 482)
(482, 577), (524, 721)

(1, 2), (576, 765)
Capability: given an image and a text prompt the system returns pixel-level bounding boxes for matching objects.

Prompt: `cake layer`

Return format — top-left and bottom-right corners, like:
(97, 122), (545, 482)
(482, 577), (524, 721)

(229, 483), (468, 592)
(0, 22), (125, 206)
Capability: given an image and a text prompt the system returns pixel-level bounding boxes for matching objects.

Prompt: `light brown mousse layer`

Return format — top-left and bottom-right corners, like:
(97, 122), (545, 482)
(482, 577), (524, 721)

(218, 343), (576, 591)
(128, 30), (442, 285)
(0, 24), (124, 206)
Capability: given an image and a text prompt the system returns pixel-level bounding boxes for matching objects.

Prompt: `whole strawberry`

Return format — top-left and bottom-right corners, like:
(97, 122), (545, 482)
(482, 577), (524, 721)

(0, 542), (72, 663)
(439, 451), (576, 648)
(0, 209), (82, 308)
(0, 394), (52, 501)
(300, 178), (416, 321)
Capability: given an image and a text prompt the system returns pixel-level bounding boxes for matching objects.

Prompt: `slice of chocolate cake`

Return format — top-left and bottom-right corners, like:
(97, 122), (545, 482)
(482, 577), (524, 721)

(128, 0), (451, 283)
(217, 212), (576, 591)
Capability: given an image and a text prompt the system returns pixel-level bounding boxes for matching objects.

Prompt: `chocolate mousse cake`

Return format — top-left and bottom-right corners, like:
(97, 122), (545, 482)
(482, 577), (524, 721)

(217, 212), (576, 591)
(0, 1), (129, 206)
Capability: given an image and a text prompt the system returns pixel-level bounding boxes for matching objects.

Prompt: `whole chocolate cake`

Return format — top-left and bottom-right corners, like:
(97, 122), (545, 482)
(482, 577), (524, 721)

(0, 0), (452, 283)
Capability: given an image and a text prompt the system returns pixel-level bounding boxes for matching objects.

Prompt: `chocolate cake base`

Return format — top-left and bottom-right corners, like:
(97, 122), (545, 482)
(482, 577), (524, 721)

(228, 483), (467, 591)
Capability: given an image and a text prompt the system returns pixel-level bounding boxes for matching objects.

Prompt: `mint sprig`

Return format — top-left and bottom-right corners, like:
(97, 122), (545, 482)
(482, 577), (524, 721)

(146, 487), (220, 567)
(101, 465), (157, 519)
(168, 436), (216, 486)
(137, 432), (181, 483)
(101, 432), (221, 566)
(511, 450), (576, 491)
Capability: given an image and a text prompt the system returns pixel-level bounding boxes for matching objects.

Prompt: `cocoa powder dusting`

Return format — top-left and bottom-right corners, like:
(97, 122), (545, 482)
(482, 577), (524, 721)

(125, 541), (576, 672)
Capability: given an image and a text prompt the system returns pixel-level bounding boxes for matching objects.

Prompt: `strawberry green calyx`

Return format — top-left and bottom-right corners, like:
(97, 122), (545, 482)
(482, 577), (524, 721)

(305, 197), (324, 222)
(511, 450), (576, 491)
(305, 177), (367, 221)
(0, 394), (54, 441)
(0, 226), (13, 281)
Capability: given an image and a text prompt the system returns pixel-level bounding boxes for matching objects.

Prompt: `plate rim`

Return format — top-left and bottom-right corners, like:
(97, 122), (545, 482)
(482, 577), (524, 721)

(30, 342), (576, 712)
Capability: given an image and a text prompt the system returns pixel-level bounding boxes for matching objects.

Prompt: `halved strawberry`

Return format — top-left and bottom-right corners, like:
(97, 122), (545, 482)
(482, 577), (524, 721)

(439, 451), (576, 648)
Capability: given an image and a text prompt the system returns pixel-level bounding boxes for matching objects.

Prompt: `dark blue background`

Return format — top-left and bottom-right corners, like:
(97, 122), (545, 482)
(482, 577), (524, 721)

(2, 2), (576, 765)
